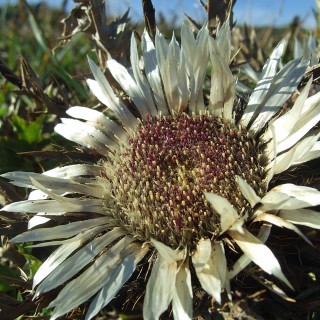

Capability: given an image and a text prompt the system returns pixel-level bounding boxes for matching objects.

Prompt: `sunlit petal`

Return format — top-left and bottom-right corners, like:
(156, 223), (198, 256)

(172, 258), (193, 320)
(143, 253), (177, 320)
(228, 228), (293, 290)
(205, 192), (239, 233)
(192, 239), (228, 304)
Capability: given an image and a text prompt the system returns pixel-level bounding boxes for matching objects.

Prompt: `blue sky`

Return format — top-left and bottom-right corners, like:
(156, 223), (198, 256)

(105, 0), (318, 27)
(1, 0), (318, 28)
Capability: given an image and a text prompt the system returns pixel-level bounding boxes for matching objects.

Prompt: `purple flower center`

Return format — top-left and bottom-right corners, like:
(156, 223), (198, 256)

(113, 113), (266, 248)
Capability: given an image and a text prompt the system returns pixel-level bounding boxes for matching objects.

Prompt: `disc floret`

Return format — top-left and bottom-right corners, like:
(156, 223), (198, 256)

(111, 113), (267, 248)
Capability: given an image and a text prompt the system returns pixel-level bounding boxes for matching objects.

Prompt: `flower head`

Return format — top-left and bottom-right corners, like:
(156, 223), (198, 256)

(2, 21), (320, 320)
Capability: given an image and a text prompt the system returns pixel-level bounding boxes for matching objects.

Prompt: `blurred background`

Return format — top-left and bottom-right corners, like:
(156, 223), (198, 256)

(0, 0), (316, 27)
(0, 0), (318, 27)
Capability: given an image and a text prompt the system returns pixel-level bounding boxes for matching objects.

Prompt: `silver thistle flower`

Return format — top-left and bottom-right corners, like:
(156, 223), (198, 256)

(1, 22), (320, 320)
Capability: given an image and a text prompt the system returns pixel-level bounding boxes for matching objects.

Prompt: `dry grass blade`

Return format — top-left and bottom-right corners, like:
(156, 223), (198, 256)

(17, 149), (101, 164)
(184, 15), (202, 32)
(60, 0), (92, 44)
(300, 63), (320, 87)
(0, 292), (36, 320)
(0, 58), (23, 89)
(60, 0), (131, 66)
(0, 179), (25, 207)
(235, 25), (267, 70)
(207, 0), (236, 33)
(0, 276), (32, 290)
(142, 0), (156, 41)
(251, 273), (296, 302)
(19, 56), (68, 116)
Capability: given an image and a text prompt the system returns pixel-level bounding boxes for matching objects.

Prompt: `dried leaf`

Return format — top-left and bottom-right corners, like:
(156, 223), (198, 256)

(59, 0), (131, 65)
(207, 0), (236, 33)
(0, 58), (23, 89)
(19, 56), (69, 116)
(142, 0), (156, 41)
